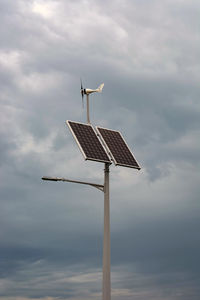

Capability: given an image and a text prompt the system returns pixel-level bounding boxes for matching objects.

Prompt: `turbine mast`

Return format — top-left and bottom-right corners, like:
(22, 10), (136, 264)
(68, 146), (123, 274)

(86, 94), (90, 124)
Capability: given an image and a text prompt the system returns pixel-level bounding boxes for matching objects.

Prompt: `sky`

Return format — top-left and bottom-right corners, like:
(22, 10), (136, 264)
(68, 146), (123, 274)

(0, 0), (200, 299)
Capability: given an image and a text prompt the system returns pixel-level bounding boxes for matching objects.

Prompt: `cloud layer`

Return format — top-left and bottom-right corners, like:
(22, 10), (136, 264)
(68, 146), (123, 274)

(0, 0), (200, 299)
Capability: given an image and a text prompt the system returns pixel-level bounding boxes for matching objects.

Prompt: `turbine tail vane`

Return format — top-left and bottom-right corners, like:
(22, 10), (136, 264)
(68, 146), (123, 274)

(96, 83), (104, 93)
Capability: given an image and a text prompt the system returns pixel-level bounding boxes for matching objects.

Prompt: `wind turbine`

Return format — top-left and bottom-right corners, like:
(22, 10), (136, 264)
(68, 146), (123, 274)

(80, 79), (104, 124)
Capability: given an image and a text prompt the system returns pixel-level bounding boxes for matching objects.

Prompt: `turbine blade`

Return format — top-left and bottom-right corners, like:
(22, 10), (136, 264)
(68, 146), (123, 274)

(82, 93), (84, 108)
(80, 78), (84, 108)
(80, 78), (83, 90)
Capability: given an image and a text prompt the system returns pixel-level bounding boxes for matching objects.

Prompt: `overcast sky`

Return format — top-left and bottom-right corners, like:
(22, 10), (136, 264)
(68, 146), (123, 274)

(0, 0), (200, 299)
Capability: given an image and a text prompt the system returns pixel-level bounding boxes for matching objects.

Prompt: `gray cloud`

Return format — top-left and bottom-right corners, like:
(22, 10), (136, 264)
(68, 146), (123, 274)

(0, 0), (200, 299)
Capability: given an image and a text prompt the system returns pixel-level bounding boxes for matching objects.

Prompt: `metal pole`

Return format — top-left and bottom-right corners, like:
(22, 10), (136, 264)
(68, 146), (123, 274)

(41, 176), (104, 191)
(86, 94), (90, 124)
(103, 163), (111, 300)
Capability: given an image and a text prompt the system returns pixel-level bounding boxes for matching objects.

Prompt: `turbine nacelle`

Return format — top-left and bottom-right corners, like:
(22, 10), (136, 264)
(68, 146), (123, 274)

(80, 80), (104, 99)
(82, 83), (104, 95)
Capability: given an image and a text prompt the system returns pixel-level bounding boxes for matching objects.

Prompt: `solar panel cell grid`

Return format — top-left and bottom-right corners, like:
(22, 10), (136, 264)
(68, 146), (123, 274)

(67, 121), (111, 164)
(97, 127), (140, 169)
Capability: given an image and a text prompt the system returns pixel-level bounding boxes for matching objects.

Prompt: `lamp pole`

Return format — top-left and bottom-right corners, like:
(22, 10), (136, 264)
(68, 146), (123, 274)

(103, 162), (111, 300)
(42, 164), (111, 300)
(85, 93), (111, 299)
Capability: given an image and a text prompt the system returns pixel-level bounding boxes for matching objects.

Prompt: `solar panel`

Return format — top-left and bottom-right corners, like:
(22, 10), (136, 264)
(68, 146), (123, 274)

(66, 121), (111, 164)
(96, 127), (140, 169)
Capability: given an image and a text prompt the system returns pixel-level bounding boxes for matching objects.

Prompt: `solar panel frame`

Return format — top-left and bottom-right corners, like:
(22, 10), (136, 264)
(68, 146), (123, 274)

(96, 126), (141, 170)
(66, 120), (111, 164)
